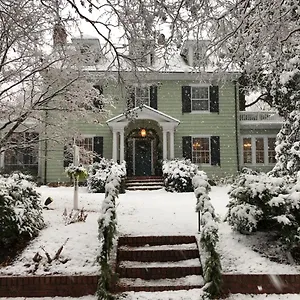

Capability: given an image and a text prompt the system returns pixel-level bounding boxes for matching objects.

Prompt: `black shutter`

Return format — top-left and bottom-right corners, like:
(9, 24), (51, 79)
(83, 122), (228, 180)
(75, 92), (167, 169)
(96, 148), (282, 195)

(182, 136), (192, 159)
(239, 85), (246, 111)
(149, 85), (157, 109)
(126, 86), (135, 110)
(211, 136), (220, 166)
(209, 86), (219, 113)
(93, 136), (103, 162)
(63, 145), (73, 168)
(182, 86), (191, 113)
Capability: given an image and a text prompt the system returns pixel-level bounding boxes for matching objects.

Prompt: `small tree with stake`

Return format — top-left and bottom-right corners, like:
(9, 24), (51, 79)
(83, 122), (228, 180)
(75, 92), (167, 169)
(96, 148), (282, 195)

(65, 145), (87, 210)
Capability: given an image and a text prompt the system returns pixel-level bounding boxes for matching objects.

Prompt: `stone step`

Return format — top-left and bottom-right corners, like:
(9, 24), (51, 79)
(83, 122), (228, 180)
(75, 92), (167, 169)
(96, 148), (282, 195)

(116, 265), (202, 280)
(117, 248), (199, 262)
(118, 235), (196, 247)
(114, 275), (204, 292)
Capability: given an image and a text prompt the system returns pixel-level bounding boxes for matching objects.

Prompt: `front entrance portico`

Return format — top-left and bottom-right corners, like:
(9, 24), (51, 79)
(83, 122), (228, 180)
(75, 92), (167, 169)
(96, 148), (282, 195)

(106, 105), (180, 168)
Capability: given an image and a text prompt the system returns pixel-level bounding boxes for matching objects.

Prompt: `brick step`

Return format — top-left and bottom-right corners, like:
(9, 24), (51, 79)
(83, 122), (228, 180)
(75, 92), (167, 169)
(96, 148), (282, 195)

(126, 185), (164, 191)
(118, 235), (196, 247)
(116, 266), (202, 280)
(117, 248), (199, 262)
(126, 181), (164, 186)
(114, 275), (204, 292)
(118, 236), (197, 247)
(119, 258), (201, 268)
(126, 176), (163, 181)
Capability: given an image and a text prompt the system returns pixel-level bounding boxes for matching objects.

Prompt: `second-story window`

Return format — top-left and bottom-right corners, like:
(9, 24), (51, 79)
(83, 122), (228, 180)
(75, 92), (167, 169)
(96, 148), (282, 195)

(191, 86), (209, 111)
(135, 86), (150, 107)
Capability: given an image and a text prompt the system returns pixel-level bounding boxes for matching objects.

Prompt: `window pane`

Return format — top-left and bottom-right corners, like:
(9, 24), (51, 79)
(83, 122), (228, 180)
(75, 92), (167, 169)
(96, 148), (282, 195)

(192, 137), (210, 164)
(268, 137), (276, 164)
(192, 100), (209, 111)
(192, 87), (209, 99)
(256, 138), (264, 163)
(243, 138), (252, 164)
(135, 87), (150, 106)
(77, 138), (93, 164)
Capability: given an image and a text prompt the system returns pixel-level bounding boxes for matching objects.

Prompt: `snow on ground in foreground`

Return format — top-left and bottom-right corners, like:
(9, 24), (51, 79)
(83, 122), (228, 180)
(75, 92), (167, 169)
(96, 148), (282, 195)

(2, 185), (300, 276)
(1, 187), (104, 275)
(1, 293), (300, 300)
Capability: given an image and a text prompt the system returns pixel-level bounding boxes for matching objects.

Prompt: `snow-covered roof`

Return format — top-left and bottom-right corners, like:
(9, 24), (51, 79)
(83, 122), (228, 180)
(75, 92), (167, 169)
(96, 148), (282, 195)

(107, 104), (180, 127)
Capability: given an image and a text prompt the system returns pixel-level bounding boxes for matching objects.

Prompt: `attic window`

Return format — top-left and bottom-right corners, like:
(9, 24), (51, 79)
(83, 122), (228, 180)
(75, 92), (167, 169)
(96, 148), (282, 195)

(129, 40), (155, 66)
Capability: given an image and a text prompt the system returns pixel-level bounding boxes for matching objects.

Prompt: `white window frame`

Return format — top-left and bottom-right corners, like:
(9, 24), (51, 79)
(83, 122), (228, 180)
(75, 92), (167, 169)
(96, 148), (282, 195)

(190, 85), (210, 112)
(241, 135), (277, 166)
(192, 135), (211, 165)
(134, 86), (150, 107)
(3, 132), (39, 171)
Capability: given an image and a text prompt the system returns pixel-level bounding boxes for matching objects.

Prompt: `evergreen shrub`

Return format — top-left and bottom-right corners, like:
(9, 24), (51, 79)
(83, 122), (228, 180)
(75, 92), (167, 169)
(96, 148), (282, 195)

(163, 158), (200, 192)
(87, 158), (126, 193)
(0, 172), (44, 249)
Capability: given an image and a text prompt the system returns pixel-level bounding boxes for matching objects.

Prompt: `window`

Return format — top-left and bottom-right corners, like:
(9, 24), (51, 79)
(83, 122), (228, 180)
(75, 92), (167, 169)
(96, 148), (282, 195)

(243, 138), (252, 164)
(135, 86), (150, 107)
(192, 137), (210, 164)
(242, 136), (276, 165)
(3, 132), (39, 174)
(64, 136), (103, 167)
(191, 86), (209, 111)
(268, 137), (276, 164)
(256, 138), (264, 164)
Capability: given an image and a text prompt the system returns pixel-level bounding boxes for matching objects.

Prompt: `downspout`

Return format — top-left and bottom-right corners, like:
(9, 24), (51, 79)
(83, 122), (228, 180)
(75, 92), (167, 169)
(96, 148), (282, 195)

(234, 81), (240, 172)
(44, 111), (48, 184)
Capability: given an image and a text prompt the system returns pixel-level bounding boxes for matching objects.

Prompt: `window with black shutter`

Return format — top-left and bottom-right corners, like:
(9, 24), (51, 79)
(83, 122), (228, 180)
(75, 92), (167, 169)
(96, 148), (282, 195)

(182, 136), (192, 159)
(182, 86), (192, 113)
(93, 136), (103, 162)
(150, 85), (157, 109)
(211, 136), (220, 166)
(209, 86), (219, 113)
(93, 85), (104, 109)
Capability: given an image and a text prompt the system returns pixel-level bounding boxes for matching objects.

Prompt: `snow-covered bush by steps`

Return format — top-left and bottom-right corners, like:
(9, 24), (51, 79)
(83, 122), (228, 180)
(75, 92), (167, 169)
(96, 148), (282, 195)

(0, 172), (44, 249)
(87, 158), (126, 193)
(97, 169), (120, 300)
(226, 169), (288, 234)
(193, 173), (222, 299)
(163, 158), (200, 192)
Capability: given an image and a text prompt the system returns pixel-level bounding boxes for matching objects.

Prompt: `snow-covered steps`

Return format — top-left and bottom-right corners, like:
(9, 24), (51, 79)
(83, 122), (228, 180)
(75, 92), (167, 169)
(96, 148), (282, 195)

(125, 176), (164, 191)
(114, 235), (204, 292)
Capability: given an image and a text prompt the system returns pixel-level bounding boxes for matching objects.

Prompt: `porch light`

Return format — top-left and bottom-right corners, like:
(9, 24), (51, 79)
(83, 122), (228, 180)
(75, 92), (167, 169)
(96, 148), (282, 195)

(140, 128), (146, 137)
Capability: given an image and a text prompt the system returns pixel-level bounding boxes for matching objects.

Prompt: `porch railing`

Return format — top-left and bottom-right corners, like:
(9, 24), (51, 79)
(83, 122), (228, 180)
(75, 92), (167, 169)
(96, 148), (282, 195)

(239, 111), (283, 123)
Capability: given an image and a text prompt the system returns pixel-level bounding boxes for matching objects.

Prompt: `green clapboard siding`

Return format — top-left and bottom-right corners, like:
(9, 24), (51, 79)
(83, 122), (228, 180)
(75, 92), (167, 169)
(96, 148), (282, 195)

(157, 80), (239, 178)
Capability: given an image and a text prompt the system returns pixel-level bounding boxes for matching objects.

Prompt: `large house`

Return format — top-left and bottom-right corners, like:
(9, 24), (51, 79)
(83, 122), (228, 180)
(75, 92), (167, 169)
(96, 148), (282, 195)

(0, 38), (283, 183)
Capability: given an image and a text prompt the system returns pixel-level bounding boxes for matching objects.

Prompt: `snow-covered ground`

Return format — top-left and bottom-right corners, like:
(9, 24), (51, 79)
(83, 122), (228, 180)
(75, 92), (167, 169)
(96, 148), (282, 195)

(1, 185), (300, 299)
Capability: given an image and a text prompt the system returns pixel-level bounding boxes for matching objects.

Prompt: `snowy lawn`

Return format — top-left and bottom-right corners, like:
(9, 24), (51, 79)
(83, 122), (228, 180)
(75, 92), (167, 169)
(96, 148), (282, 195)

(2, 185), (300, 275)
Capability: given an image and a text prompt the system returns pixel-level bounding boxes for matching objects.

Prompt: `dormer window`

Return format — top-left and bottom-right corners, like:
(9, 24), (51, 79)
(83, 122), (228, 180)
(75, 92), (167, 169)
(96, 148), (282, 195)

(72, 37), (102, 65)
(180, 40), (209, 67)
(129, 39), (155, 66)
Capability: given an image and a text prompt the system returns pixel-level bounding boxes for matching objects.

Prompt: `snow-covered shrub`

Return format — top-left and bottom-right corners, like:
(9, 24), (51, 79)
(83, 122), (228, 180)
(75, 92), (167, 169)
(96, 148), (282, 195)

(193, 173), (222, 299)
(0, 172), (44, 249)
(226, 169), (288, 234)
(87, 158), (126, 193)
(163, 158), (200, 192)
(97, 168), (120, 299)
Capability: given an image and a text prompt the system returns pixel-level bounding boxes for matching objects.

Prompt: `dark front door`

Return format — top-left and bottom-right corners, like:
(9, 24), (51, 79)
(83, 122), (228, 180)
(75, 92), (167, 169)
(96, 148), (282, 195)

(135, 139), (152, 176)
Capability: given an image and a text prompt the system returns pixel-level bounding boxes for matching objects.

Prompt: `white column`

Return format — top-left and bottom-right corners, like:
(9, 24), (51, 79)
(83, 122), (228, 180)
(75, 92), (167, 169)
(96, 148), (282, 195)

(169, 130), (175, 159)
(163, 129), (168, 160)
(120, 129), (125, 162)
(112, 130), (118, 161)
